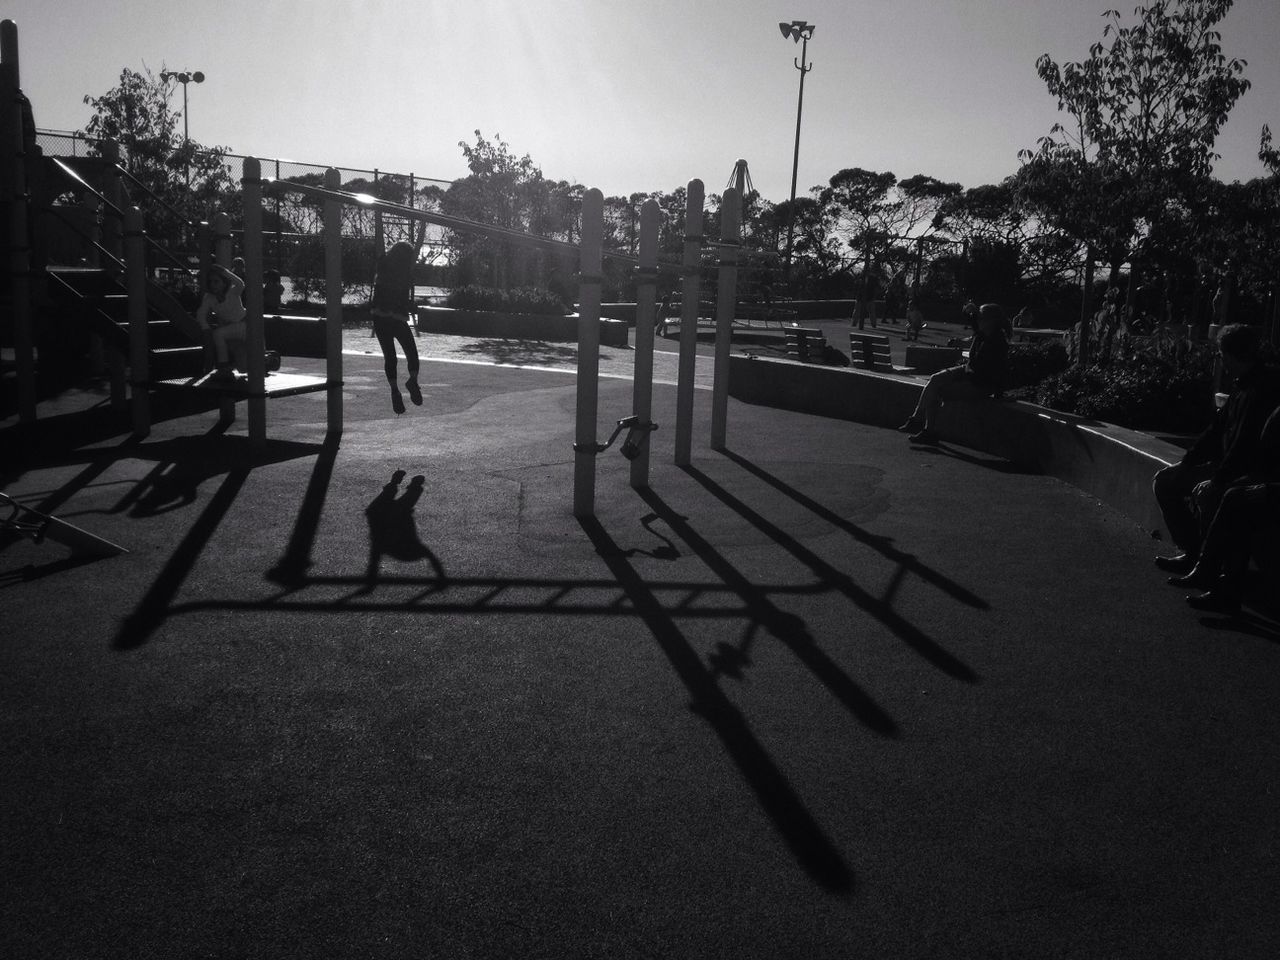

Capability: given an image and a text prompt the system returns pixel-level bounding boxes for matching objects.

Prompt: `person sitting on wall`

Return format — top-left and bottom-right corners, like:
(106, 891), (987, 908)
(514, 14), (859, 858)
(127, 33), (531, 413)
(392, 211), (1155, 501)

(1170, 405), (1280, 614)
(263, 269), (285, 313)
(1153, 323), (1280, 575)
(898, 302), (1009, 444)
(194, 263), (247, 381)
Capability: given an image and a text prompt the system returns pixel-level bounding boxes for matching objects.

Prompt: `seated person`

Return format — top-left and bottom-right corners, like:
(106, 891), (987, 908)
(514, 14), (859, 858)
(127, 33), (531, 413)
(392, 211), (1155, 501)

(898, 302), (1008, 443)
(1172, 405), (1280, 614)
(194, 263), (247, 380)
(263, 269), (285, 313)
(1153, 323), (1280, 574)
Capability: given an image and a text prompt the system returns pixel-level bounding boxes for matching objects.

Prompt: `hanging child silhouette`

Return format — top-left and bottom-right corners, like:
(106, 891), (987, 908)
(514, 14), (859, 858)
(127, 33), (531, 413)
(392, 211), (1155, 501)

(361, 470), (446, 591)
(369, 241), (422, 414)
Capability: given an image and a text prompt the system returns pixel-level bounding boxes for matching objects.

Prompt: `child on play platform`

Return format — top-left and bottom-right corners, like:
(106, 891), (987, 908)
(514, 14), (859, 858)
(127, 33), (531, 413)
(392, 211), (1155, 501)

(195, 263), (247, 380)
(369, 241), (422, 414)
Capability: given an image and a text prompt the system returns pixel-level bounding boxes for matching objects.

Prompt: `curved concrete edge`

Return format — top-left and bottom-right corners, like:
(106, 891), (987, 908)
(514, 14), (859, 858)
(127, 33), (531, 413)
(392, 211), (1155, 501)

(728, 354), (1181, 537)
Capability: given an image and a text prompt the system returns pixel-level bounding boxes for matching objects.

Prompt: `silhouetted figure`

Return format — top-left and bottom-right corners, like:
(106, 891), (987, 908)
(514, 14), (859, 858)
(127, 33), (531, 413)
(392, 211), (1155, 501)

(195, 263), (247, 380)
(370, 242), (421, 414)
(905, 299), (925, 341)
(1153, 324), (1280, 575)
(899, 303), (1008, 444)
(1170, 406), (1280, 613)
(263, 269), (284, 313)
(361, 471), (445, 592)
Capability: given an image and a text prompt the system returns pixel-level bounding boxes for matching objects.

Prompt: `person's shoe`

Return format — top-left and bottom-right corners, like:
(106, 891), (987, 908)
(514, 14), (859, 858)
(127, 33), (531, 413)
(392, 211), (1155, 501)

(406, 378), (422, 406)
(1155, 553), (1196, 574)
(897, 418), (922, 433)
(1186, 586), (1241, 615)
(908, 429), (938, 444)
(1168, 563), (1217, 590)
(209, 365), (237, 382)
(390, 386), (406, 415)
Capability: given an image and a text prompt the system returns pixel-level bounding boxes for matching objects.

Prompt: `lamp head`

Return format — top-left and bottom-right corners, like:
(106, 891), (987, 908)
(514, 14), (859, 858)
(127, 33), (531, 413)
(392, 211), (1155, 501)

(778, 20), (814, 42)
(192, 71), (204, 83)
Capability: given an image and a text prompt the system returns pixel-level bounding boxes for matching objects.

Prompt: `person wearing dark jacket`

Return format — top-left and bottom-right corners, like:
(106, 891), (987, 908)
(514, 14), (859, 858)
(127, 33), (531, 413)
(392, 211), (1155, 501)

(1171, 406), (1280, 613)
(899, 302), (1009, 443)
(1153, 323), (1280, 574)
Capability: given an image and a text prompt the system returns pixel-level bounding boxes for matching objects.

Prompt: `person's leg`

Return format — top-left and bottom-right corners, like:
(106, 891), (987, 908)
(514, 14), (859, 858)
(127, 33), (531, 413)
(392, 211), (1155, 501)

(373, 319), (405, 414)
(392, 318), (422, 405)
(1185, 485), (1268, 610)
(210, 322), (246, 377)
(1153, 462), (1214, 562)
(902, 367), (959, 431)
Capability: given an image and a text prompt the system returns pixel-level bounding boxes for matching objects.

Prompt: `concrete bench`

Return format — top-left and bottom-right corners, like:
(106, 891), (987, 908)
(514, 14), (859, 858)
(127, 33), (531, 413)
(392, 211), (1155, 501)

(785, 326), (827, 363)
(849, 331), (891, 370)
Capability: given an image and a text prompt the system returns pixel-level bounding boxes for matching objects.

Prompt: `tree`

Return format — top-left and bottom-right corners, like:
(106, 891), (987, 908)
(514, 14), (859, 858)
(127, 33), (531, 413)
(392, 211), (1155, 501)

(1020, 1), (1251, 291)
(81, 66), (237, 250)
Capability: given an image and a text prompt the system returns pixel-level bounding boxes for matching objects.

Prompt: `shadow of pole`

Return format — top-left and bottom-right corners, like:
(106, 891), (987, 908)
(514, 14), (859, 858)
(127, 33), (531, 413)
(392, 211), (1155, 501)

(637, 487), (899, 737)
(720, 448), (989, 610)
(579, 515), (854, 895)
(266, 433), (341, 591)
(681, 464), (979, 684)
(113, 465), (252, 650)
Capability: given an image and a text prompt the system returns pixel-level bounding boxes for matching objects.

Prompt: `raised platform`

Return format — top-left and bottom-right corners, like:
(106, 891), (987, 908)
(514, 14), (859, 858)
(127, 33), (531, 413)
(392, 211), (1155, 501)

(153, 370), (331, 399)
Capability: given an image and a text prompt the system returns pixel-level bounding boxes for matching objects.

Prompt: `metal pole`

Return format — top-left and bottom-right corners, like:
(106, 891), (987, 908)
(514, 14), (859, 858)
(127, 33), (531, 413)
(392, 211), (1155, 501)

(324, 167), (344, 436)
(573, 188), (605, 518)
(630, 198), (660, 490)
(783, 33), (812, 283)
(711, 187), (741, 451)
(674, 179), (704, 466)
(124, 207), (150, 437)
(243, 158), (267, 446)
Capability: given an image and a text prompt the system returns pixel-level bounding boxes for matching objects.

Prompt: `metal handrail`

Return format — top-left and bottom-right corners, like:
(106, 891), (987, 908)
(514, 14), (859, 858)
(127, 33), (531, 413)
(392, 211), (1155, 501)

(49, 157), (197, 276)
(112, 163), (198, 229)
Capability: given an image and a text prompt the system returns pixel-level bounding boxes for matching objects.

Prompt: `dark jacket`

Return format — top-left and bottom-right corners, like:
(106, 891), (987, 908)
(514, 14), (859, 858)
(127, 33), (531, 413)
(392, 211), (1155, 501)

(965, 328), (1008, 393)
(1184, 364), (1280, 485)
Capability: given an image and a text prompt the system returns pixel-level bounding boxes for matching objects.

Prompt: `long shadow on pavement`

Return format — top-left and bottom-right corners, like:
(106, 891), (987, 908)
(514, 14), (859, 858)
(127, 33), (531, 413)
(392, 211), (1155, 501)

(680, 463), (979, 684)
(579, 514), (856, 895)
(720, 448), (988, 611)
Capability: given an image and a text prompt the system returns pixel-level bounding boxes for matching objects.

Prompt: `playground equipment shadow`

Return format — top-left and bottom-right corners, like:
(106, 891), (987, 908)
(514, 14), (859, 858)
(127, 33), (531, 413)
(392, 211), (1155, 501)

(2, 348), (1279, 958)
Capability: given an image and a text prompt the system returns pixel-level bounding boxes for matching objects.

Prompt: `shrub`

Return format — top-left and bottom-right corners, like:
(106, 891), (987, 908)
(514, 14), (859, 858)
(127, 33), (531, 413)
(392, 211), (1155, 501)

(444, 284), (569, 316)
(1004, 340), (1069, 390)
(1031, 341), (1217, 433)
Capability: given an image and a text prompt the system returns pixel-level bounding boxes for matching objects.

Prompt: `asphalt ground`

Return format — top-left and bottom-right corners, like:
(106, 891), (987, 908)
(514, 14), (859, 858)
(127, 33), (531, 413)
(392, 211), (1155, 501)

(2, 329), (1279, 959)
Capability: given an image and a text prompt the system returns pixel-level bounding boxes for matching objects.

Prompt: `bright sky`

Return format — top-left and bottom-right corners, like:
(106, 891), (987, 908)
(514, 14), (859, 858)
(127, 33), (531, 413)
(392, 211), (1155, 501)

(6, 0), (1279, 201)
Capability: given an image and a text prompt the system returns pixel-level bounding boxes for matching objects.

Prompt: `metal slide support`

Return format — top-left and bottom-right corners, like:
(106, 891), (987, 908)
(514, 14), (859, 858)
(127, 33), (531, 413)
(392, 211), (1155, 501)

(242, 158), (267, 446)
(323, 167), (344, 435)
(674, 179), (704, 466)
(124, 206), (150, 437)
(630, 198), (661, 489)
(711, 187), (741, 450)
(573, 188), (605, 518)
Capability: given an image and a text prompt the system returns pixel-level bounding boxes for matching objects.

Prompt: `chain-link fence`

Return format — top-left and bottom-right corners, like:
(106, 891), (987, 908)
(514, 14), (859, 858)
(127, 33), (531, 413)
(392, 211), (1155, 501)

(37, 129), (462, 301)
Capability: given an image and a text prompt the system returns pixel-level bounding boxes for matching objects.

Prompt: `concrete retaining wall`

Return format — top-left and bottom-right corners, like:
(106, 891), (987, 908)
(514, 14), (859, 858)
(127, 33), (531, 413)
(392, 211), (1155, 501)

(728, 354), (1181, 537)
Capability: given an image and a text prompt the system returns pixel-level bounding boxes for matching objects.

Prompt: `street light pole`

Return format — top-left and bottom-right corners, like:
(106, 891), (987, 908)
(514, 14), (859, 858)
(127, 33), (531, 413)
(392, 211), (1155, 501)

(160, 69), (204, 186)
(778, 20), (814, 284)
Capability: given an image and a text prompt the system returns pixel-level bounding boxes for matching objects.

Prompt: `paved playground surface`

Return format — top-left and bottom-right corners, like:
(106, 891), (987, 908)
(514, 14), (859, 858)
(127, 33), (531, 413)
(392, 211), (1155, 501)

(2, 335), (1278, 958)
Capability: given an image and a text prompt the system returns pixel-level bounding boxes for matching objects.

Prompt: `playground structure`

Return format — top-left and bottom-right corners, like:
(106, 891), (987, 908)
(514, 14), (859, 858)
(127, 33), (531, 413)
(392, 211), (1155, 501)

(2, 17), (749, 522)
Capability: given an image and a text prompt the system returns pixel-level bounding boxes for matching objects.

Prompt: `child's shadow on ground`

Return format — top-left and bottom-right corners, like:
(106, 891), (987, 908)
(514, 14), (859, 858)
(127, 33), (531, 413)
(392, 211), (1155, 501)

(360, 470), (446, 592)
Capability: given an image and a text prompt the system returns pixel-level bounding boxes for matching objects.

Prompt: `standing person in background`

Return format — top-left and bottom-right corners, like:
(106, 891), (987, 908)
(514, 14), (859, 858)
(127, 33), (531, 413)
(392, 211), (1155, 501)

(370, 241), (421, 415)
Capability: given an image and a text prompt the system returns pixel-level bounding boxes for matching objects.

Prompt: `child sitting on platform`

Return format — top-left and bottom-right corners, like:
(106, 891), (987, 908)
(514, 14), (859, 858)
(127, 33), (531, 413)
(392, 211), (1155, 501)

(195, 263), (247, 381)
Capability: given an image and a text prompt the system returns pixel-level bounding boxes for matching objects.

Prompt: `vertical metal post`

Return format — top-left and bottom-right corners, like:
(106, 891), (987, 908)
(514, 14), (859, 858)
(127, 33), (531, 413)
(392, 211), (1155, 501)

(274, 158), (283, 274)
(213, 212), (234, 422)
(324, 167), (344, 436)
(124, 207), (150, 437)
(242, 158), (267, 446)
(711, 187), (741, 451)
(784, 33), (813, 282)
(3, 20), (35, 423)
(573, 188), (604, 518)
(674, 178), (704, 466)
(630, 198), (661, 490)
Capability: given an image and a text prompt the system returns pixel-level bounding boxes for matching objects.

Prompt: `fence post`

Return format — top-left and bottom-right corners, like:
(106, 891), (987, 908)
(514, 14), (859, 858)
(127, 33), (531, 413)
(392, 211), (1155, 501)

(631, 198), (661, 489)
(124, 206), (150, 437)
(674, 178), (704, 466)
(243, 158), (267, 446)
(324, 167), (344, 436)
(711, 187), (741, 451)
(573, 188), (604, 518)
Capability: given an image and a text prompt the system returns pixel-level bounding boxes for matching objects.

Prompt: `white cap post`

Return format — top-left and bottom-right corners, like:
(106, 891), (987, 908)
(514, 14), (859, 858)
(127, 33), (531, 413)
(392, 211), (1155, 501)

(630, 198), (661, 489)
(323, 167), (344, 435)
